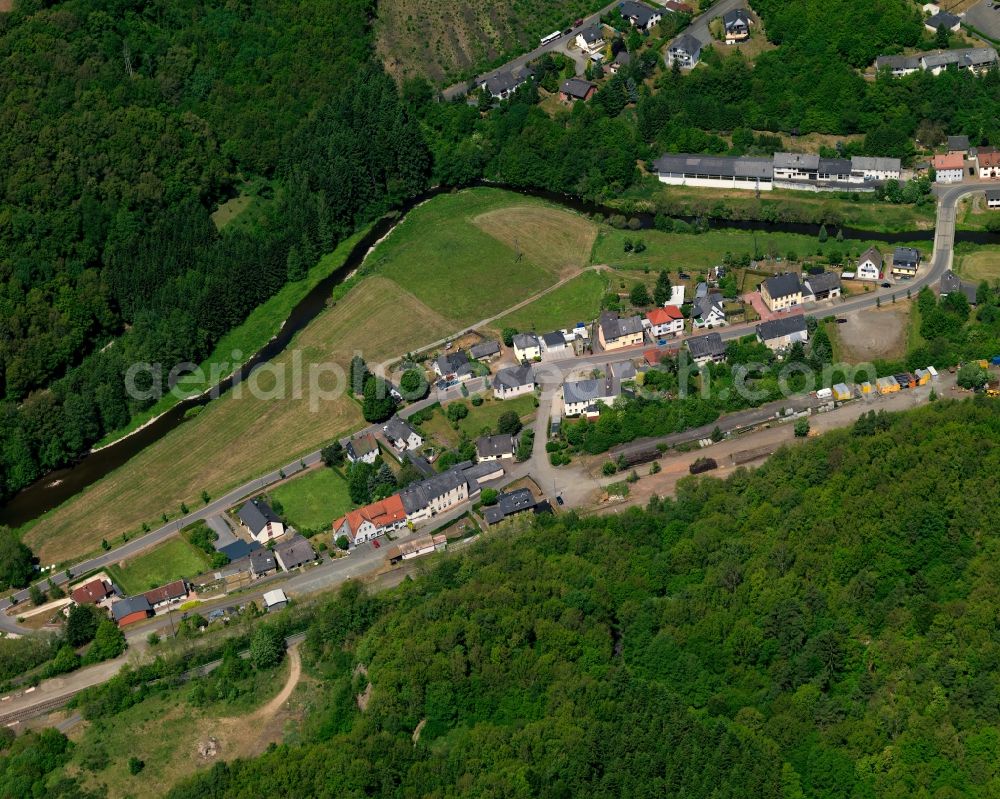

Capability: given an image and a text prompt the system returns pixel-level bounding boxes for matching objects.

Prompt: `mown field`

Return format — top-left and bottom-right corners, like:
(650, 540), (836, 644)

(106, 538), (212, 595)
(269, 467), (354, 531)
(493, 269), (608, 333)
(956, 246), (1000, 282)
(24, 189), (593, 564)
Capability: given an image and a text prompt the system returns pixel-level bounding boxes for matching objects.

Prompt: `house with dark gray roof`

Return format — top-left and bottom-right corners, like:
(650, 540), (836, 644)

(760, 272), (803, 312)
(892, 246), (921, 278)
(483, 488), (539, 525)
(493, 365), (535, 400)
(562, 368), (620, 416)
(939, 269), (978, 305)
(512, 332), (541, 361)
(111, 595), (152, 627)
(668, 33), (702, 67)
(560, 78), (597, 102)
(722, 8), (751, 42)
(608, 49), (631, 73)
(686, 332), (726, 365)
(481, 67), (532, 100)
(238, 499), (285, 544)
(818, 158), (853, 182)
(249, 547), (278, 578)
(469, 340), (501, 360)
(383, 415), (423, 451)
(619, 0), (662, 30)
(803, 271), (842, 302)
(346, 432), (379, 465)
(434, 349), (473, 381)
(756, 315), (808, 351)
(475, 433), (515, 462)
(400, 465), (479, 522)
(926, 12), (960, 33)
(987, 189), (1000, 209)
(874, 54), (920, 76)
(654, 153), (772, 190)
(692, 293), (726, 329)
(576, 24), (605, 54)
(597, 311), (645, 351)
(274, 534), (317, 572)
(773, 152), (819, 181)
(541, 331), (570, 359)
(857, 247), (884, 281)
(947, 134), (970, 153)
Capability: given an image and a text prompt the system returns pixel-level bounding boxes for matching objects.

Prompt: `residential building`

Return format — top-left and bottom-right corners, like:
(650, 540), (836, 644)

(856, 247), (884, 281)
(562, 370), (620, 416)
(434, 350), (473, 381)
(112, 596), (152, 628)
(756, 315), (809, 351)
(644, 306), (685, 338)
(597, 311), (646, 350)
(493, 364), (536, 400)
(933, 152), (964, 183)
(512, 332), (541, 361)
(143, 580), (189, 612)
(874, 54), (920, 77)
(668, 284), (686, 306)
(655, 153), (773, 190)
(483, 488), (539, 525)
(469, 340), (501, 360)
(480, 68), (532, 100)
(926, 12), (960, 33)
(722, 8), (752, 43)
(977, 149), (1000, 179)
(850, 156), (902, 181)
(71, 578), (114, 607)
(560, 78), (597, 102)
(400, 468), (471, 523)
(475, 433), (515, 462)
(760, 272), (803, 312)
(667, 33), (702, 67)
(939, 269), (978, 305)
(773, 152), (819, 181)
(892, 246), (921, 278)
(238, 498), (285, 544)
(691, 293), (727, 329)
(346, 432), (379, 465)
(619, 0), (662, 30)
(575, 24), (605, 54)
(803, 272), (842, 302)
(388, 533), (448, 563)
(541, 331), (570, 359)
(332, 494), (408, 547)
(920, 47), (998, 75)
(948, 134), (970, 154)
(988, 190), (1000, 209)
(686, 332), (726, 365)
(249, 547), (278, 577)
(274, 535), (317, 571)
(383, 415), (423, 451)
(263, 589), (288, 613)
(608, 49), (631, 74)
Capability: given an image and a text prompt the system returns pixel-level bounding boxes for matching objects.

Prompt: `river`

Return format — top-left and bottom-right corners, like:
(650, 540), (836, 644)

(1, 181), (996, 527)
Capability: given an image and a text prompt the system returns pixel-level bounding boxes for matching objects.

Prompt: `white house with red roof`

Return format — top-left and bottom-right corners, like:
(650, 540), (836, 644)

(332, 494), (408, 547)
(644, 306), (685, 338)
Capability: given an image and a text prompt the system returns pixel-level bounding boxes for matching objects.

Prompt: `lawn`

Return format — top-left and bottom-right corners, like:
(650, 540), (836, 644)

(417, 394), (537, 448)
(957, 193), (1000, 231)
(269, 466), (354, 531)
(374, 188), (596, 323)
(94, 226), (373, 448)
(106, 537), (212, 595)
(956, 246), (1000, 282)
(493, 269), (608, 333)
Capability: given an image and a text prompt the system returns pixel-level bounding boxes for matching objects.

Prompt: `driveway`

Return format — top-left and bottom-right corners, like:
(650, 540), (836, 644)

(206, 515), (238, 549)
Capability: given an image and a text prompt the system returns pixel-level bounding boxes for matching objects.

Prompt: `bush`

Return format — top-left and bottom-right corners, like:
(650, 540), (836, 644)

(496, 410), (522, 435)
(446, 402), (469, 422)
(602, 461), (618, 476)
(249, 624), (285, 670)
(794, 418), (810, 437)
(128, 756), (145, 775)
(335, 536), (350, 550)
(481, 488), (499, 506)
(471, 395), (484, 406)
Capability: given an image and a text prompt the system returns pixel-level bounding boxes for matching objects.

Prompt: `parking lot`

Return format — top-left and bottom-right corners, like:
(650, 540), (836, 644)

(964, 0), (1000, 41)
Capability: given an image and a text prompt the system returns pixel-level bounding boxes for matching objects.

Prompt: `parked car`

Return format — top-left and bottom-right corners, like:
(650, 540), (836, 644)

(574, 18), (584, 26)
(556, 495), (565, 506)
(880, 282), (891, 288)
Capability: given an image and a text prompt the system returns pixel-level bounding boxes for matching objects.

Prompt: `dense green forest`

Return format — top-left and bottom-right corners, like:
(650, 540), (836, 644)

(10, 398), (1000, 796)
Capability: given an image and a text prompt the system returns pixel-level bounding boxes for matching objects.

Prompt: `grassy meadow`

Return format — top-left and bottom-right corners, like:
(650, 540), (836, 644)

(106, 537), (212, 595)
(269, 467), (354, 530)
(494, 269), (608, 333)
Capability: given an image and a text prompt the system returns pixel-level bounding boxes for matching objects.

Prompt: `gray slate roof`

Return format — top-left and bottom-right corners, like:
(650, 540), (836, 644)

(928, 12), (960, 29)
(484, 68), (531, 96)
(803, 271), (841, 295)
(619, 0), (659, 27)
(819, 158), (852, 175)
(512, 332), (540, 351)
(613, 50), (631, 66)
(670, 33), (702, 56)
(346, 433), (378, 460)
(987, 189), (1000, 201)
(763, 272), (802, 300)
(756, 315), (808, 342)
(561, 78), (596, 99)
(111, 595), (151, 621)
(476, 433), (514, 459)
(875, 55), (920, 71)
(939, 270), (978, 304)
(947, 134), (970, 151)
(774, 152), (820, 170)
(723, 8), (750, 29)
(693, 294), (724, 320)
(599, 311), (644, 342)
(249, 547), (277, 574)
(400, 468), (468, 514)
(484, 488), (537, 524)
(274, 535), (316, 569)
(436, 349), (472, 376)
(563, 373), (618, 405)
(686, 332), (726, 360)
(579, 24), (604, 44)
(542, 331), (567, 347)
(238, 499), (281, 536)
(859, 246), (884, 268)
(654, 154), (772, 179)
(851, 156), (901, 173)
(493, 364), (535, 390)
(384, 415), (419, 443)
(893, 246), (921, 265)
(469, 340), (501, 359)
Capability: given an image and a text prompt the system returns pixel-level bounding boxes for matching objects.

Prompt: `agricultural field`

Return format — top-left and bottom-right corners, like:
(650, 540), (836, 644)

(493, 269), (608, 333)
(956, 246), (1000, 283)
(106, 538), (212, 595)
(269, 467), (354, 531)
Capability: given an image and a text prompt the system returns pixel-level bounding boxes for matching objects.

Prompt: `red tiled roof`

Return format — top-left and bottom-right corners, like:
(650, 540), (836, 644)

(333, 494), (407, 540)
(646, 306), (683, 325)
(143, 579), (188, 605)
(934, 152), (964, 170)
(978, 150), (1000, 168)
(71, 578), (112, 605)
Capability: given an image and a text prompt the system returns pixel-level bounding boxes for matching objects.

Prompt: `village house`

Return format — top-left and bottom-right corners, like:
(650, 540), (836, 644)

(856, 247), (884, 281)
(469, 339), (501, 361)
(803, 272), (842, 302)
(383, 415), (423, 451)
(850, 156), (902, 181)
(667, 33), (702, 67)
(70, 578), (116, 608)
(691, 293), (727, 329)
(948, 135), (970, 155)
(597, 311), (645, 350)
(400, 469), (471, 523)
(274, 534), (317, 571)
(933, 152), (964, 184)
(112, 596), (153, 628)
(475, 433), (516, 462)
(560, 78), (597, 102)
(607, 49), (631, 74)
(346, 432), (379, 464)
(926, 12), (960, 33)
(562, 369), (620, 416)
(756, 315), (809, 351)
(332, 494), (408, 547)
(939, 269), (978, 305)
(686, 332), (726, 366)
(541, 331), (570, 359)
(143, 580), (189, 612)
(892, 246), (921, 279)
(988, 189), (1000, 209)
(722, 8), (752, 43)
(483, 488), (540, 526)
(760, 272), (803, 312)
(237, 498), (285, 544)
(249, 547), (278, 578)
(618, 0), (662, 30)
(492, 364), (536, 400)
(575, 24), (605, 54)
(644, 306), (685, 338)
(875, 55), (920, 77)
(512, 332), (541, 362)
(480, 68), (532, 100)
(977, 149), (1000, 180)
(434, 349), (473, 381)
(921, 48), (997, 75)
